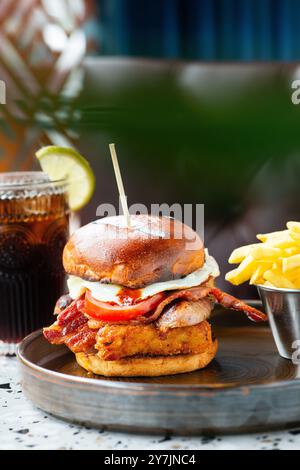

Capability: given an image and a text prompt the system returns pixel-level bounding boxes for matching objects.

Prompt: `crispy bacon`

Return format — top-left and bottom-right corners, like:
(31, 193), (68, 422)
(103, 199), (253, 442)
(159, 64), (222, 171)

(57, 299), (86, 330)
(65, 325), (97, 353)
(209, 287), (267, 322)
(43, 298), (97, 353)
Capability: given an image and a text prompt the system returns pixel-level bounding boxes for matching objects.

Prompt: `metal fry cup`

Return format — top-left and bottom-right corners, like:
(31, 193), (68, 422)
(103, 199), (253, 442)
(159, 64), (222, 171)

(257, 284), (300, 360)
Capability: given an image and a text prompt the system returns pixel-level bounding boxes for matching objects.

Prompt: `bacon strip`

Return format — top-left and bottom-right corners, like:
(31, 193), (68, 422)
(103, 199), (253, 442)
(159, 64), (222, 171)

(43, 298), (97, 353)
(65, 325), (97, 353)
(209, 287), (267, 322)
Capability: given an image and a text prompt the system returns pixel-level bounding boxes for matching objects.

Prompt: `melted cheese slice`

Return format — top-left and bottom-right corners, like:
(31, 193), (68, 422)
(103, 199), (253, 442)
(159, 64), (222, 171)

(67, 249), (219, 303)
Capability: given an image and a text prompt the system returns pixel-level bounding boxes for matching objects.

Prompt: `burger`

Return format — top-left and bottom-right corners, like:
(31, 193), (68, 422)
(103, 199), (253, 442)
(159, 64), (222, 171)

(43, 215), (266, 377)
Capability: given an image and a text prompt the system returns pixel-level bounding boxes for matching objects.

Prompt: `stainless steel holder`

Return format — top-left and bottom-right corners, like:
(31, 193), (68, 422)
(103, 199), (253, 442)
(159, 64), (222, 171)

(257, 284), (300, 360)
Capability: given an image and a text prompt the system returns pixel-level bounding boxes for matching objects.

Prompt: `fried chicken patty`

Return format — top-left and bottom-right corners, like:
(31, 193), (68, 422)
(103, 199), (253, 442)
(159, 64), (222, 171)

(95, 320), (213, 361)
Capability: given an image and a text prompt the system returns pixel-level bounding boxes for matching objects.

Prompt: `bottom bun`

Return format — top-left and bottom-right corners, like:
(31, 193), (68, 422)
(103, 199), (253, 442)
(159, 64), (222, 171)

(76, 339), (218, 377)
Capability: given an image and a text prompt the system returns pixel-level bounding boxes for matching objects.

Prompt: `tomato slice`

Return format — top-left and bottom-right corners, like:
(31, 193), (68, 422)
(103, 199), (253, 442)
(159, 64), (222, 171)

(84, 290), (166, 322)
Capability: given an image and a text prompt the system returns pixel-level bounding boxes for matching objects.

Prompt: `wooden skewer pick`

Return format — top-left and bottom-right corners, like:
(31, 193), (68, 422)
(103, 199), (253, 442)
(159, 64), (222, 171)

(109, 143), (131, 227)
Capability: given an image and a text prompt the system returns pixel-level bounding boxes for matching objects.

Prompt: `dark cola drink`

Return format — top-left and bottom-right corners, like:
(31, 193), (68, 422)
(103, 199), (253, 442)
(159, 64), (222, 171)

(0, 172), (69, 354)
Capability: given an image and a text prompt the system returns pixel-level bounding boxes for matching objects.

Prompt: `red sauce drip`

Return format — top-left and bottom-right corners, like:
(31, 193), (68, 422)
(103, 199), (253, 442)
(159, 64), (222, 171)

(117, 287), (143, 306)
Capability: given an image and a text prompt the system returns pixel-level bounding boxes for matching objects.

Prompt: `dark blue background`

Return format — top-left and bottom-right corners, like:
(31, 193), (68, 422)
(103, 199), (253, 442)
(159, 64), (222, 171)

(97, 0), (300, 60)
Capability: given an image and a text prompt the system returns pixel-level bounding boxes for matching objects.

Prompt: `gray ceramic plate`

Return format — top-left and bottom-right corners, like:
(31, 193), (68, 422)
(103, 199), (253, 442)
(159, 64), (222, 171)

(17, 304), (300, 435)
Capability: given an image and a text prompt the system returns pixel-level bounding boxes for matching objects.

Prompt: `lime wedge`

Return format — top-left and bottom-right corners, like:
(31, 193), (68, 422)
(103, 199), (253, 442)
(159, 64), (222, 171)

(36, 146), (95, 211)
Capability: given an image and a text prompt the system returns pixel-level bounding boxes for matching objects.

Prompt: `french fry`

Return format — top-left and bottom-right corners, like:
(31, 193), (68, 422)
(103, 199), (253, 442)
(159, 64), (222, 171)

(289, 229), (300, 245)
(285, 267), (300, 283)
(263, 232), (296, 249)
(225, 268), (240, 285)
(264, 281), (276, 287)
(292, 271), (300, 288)
(287, 221), (300, 233)
(228, 244), (258, 264)
(272, 259), (282, 271)
(249, 262), (272, 285)
(284, 247), (300, 256)
(251, 245), (282, 260)
(263, 269), (296, 289)
(257, 230), (289, 242)
(225, 255), (257, 285)
(282, 254), (300, 273)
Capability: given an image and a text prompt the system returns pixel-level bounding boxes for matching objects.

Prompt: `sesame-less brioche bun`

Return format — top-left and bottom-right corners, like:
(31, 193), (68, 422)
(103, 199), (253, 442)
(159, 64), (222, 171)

(63, 215), (204, 288)
(75, 339), (218, 377)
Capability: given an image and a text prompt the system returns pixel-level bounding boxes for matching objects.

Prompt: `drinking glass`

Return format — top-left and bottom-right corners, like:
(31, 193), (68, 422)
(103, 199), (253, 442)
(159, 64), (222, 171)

(0, 172), (70, 355)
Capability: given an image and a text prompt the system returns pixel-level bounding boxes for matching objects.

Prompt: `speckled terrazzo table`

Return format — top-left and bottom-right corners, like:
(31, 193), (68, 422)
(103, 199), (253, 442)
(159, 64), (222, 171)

(1, 356), (300, 450)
